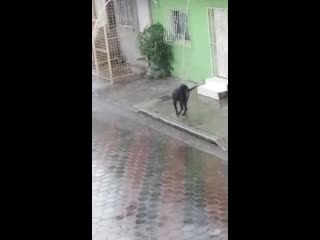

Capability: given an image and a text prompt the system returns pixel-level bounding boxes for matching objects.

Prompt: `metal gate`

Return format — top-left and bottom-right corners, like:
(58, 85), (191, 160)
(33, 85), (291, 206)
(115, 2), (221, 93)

(92, 0), (131, 84)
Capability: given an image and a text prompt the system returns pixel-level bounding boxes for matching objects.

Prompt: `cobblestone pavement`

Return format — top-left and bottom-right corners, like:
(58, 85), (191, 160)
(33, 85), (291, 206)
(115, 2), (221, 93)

(93, 103), (228, 240)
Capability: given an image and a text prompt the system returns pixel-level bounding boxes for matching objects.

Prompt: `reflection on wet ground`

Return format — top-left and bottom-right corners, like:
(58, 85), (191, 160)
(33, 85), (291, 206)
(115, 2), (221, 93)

(93, 118), (228, 240)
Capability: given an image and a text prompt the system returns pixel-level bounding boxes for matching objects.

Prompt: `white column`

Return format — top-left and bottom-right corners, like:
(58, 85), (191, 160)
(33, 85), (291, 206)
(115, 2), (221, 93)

(136, 0), (152, 32)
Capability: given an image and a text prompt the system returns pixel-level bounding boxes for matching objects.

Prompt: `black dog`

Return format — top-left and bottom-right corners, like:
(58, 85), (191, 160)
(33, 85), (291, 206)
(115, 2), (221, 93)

(172, 84), (198, 116)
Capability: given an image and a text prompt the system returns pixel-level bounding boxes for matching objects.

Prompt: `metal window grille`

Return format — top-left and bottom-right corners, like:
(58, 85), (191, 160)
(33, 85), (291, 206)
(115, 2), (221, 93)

(165, 10), (191, 46)
(116, 0), (134, 28)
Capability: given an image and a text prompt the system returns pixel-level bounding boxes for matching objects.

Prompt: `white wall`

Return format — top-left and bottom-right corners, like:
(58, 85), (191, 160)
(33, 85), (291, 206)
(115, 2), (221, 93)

(136, 0), (152, 32)
(117, 0), (152, 66)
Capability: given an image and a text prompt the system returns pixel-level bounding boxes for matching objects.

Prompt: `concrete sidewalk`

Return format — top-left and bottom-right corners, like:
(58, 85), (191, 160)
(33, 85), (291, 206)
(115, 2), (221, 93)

(94, 75), (228, 150)
(133, 88), (228, 151)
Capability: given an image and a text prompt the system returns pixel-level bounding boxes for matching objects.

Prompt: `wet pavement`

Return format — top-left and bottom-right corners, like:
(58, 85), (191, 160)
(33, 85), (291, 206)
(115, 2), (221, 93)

(92, 75), (111, 95)
(93, 76), (228, 150)
(93, 100), (228, 239)
(134, 93), (228, 151)
(135, 89), (228, 141)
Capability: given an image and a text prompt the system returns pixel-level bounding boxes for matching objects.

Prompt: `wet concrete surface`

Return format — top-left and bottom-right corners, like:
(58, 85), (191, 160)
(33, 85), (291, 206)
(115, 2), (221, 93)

(93, 97), (228, 240)
(136, 91), (228, 143)
(93, 76), (228, 150)
(92, 75), (111, 95)
(94, 76), (181, 107)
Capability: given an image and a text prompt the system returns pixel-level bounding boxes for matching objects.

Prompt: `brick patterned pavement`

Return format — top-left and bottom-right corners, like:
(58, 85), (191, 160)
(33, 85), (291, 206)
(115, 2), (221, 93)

(92, 115), (227, 240)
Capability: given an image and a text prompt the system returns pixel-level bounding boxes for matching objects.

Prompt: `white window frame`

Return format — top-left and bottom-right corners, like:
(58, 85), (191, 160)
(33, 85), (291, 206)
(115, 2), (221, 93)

(208, 7), (228, 78)
(92, 1), (97, 20)
(165, 9), (191, 47)
(116, 0), (134, 29)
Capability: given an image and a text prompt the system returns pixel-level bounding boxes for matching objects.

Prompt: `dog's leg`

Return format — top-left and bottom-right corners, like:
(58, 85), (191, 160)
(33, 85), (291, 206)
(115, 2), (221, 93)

(173, 99), (179, 115)
(182, 101), (188, 116)
(178, 101), (184, 115)
(180, 93), (188, 116)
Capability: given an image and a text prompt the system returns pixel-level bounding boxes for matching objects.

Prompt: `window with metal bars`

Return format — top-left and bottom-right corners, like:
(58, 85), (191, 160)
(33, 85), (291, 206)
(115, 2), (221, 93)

(166, 10), (190, 46)
(117, 0), (134, 28)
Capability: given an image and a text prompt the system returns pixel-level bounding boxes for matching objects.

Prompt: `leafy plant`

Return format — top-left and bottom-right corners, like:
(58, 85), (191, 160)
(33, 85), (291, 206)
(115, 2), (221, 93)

(137, 23), (173, 79)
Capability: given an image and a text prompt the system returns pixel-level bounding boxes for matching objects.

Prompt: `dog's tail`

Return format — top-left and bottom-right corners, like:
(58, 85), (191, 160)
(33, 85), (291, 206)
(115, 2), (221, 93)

(188, 85), (199, 92)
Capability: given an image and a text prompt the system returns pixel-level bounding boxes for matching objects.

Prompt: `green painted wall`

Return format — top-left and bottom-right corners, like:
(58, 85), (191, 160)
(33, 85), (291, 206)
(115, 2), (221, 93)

(150, 0), (228, 83)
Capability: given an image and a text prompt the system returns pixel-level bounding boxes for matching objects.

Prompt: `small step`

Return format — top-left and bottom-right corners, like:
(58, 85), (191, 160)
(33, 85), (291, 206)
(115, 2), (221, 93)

(205, 77), (228, 90)
(112, 65), (146, 84)
(136, 57), (148, 68)
(197, 77), (228, 100)
(113, 72), (143, 84)
(197, 86), (227, 100)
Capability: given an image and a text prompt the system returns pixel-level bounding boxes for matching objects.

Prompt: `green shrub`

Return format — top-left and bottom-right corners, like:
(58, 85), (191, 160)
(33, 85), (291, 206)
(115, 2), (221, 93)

(137, 23), (173, 79)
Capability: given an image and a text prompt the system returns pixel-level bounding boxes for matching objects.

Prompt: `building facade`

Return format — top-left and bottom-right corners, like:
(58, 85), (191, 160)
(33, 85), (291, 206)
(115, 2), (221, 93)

(150, 0), (228, 83)
(92, 0), (151, 82)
